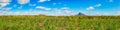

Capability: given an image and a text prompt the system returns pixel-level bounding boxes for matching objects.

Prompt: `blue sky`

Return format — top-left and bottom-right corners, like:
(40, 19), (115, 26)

(0, 0), (120, 16)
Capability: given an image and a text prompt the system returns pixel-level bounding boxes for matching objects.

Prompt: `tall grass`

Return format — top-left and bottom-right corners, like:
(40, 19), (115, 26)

(0, 16), (120, 30)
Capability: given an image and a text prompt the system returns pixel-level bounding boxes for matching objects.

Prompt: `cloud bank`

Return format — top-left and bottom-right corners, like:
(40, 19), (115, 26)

(18, 0), (30, 4)
(0, 0), (11, 7)
(38, 0), (50, 2)
(36, 6), (51, 10)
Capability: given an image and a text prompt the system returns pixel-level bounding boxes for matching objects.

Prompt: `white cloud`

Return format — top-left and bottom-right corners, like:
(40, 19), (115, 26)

(38, 0), (50, 2)
(86, 12), (102, 16)
(61, 7), (69, 10)
(0, 3), (9, 7)
(0, 7), (12, 11)
(29, 4), (36, 6)
(86, 6), (94, 10)
(0, 0), (11, 7)
(36, 6), (51, 10)
(54, 10), (74, 16)
(116, 11), (120, 15)
(64, 10), (73, 14)
(53, 2), (62, 5)
(0, 10), (2, 13)
(0, 7), (75, 16)
(86, 12), (117, 16)
(0, 10), (49, 16)
(86, 4), (102, 10)
(61, 7), (73, 14)
(95, 4), (102, 7)
(0, 0), (11, 3)
(53, 7), (75, 16)
(2, 7), (12, 10)
(18, 0), (30, 4)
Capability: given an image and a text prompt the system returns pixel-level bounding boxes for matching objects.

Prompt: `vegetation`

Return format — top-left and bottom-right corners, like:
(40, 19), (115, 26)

(0, 16), (120, 30)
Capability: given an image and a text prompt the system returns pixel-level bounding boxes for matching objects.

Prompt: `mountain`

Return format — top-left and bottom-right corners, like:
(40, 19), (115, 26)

(76, 12), (86, 16)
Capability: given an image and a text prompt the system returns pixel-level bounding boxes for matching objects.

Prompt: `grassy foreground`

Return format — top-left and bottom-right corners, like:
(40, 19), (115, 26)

(0, 16), (120, 30)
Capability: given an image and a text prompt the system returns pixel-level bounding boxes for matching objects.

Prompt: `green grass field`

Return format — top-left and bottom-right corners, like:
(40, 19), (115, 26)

(0, 16), (120, 30)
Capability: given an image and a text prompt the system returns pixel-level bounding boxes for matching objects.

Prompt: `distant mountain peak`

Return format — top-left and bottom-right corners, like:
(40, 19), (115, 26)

(76, 12), (85, 16)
